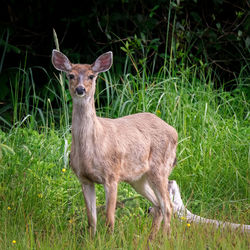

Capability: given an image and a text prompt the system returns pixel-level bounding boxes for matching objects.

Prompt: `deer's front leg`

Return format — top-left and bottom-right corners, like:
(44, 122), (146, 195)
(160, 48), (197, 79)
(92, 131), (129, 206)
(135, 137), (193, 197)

(104, 181), (118, 231)
(82, 182), (97, 236)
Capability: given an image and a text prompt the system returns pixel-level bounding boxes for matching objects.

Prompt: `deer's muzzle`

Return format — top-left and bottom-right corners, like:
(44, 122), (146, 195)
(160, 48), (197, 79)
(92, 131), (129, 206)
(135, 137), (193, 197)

(75, 86), (86, 97)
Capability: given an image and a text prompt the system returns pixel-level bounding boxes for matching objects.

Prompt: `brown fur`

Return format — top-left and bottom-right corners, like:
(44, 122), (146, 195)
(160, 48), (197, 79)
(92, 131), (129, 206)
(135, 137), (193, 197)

(52, 50), (178, 240)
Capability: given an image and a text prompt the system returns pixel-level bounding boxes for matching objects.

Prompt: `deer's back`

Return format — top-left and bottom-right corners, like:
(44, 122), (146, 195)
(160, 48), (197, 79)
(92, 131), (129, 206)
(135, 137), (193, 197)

(99, 112), (177, 146)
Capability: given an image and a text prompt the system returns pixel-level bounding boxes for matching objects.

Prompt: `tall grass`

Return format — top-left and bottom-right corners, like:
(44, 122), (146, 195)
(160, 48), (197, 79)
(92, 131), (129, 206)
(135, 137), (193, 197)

(0, 51), (249, 248)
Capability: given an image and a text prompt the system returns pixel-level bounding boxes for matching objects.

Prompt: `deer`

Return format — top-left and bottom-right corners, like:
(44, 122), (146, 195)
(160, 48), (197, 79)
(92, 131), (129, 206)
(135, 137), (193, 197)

(51, 50), (178, 240)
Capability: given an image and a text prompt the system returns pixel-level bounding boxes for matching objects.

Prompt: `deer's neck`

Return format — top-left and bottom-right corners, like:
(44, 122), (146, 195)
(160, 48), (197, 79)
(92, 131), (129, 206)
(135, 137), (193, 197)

(71, 98), (99, 147)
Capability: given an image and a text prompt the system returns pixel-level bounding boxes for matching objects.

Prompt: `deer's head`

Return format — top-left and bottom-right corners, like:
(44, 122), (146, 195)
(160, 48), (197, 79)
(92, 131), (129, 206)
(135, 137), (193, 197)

(52, 50), (113, 101)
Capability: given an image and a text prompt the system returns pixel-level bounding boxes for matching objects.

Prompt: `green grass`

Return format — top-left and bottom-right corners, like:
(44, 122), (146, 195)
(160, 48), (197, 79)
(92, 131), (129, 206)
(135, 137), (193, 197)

(0, 58), (249, 249)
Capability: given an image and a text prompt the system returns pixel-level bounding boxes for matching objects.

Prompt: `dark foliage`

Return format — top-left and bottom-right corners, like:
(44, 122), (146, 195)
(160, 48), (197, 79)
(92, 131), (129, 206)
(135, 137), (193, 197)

(0, 0), (249, 102)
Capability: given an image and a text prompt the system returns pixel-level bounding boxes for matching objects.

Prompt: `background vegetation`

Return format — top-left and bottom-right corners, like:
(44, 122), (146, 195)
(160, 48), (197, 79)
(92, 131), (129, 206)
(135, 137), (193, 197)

(1, 0), (249, 122)
(0, 0), (249, 249)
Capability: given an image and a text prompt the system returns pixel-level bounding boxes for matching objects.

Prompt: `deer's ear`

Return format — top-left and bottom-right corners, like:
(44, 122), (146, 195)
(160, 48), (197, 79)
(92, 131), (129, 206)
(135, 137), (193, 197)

(92, 51), (113, 73)
(52, 50), (72, 72)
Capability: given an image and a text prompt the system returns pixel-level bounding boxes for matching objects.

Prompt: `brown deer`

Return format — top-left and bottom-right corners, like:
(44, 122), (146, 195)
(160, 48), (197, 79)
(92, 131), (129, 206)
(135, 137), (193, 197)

(52, 50), (178, 240)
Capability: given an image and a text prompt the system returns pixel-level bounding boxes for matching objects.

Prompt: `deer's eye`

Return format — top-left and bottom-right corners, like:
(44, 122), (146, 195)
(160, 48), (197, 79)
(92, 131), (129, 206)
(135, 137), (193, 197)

(89, 75), (95, 80)
(68, 74), (75, 80)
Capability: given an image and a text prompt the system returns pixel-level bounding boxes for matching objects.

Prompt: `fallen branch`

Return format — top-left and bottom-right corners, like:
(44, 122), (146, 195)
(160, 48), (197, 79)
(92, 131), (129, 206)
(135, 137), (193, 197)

(168, 180), (250, 233)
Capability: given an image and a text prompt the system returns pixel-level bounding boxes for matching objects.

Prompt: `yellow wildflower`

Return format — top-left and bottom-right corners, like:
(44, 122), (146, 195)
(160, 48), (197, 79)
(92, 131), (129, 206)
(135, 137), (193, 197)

(62, 168), (66, 173)
(156, 110), (161, 116)
(187, 223), (191, 227)
(12, 240), (16, 244)
(7, 206), (11, 210)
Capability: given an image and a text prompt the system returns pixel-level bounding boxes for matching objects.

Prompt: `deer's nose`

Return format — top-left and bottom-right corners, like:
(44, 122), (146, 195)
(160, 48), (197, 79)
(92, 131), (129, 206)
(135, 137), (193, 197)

(75, 86), (86, 96)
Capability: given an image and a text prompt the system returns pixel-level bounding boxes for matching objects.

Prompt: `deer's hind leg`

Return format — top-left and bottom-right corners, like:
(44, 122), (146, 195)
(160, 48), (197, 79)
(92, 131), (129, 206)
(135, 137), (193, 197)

(130, 176), (163, 240)
(149, 168), (172, 237)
